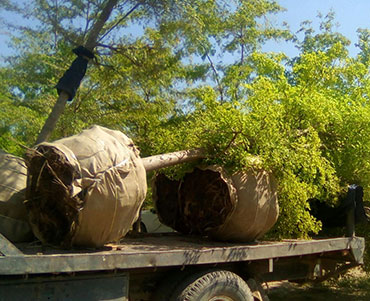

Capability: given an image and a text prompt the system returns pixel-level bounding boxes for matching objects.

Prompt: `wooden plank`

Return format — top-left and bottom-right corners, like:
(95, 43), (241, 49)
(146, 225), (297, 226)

(0, 236), (364, 275)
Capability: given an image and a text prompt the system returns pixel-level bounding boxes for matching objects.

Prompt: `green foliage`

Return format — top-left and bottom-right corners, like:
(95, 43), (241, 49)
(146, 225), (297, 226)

(0, 98), (44, 156)
(146, 75), (339, 237)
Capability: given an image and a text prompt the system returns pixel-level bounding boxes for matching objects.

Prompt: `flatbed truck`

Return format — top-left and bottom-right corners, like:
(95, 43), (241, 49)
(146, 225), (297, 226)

(0, 231), (364, 300)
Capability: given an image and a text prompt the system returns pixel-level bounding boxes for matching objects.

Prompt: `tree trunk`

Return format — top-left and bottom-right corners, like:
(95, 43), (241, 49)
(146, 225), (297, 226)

(35, 0), (119, 144)
(142, 149), (206, 172)
(35, 92), (69, 144)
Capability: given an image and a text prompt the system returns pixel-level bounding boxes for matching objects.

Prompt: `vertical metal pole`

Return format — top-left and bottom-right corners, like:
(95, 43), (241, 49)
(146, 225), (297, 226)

(345, 207), (355, 237)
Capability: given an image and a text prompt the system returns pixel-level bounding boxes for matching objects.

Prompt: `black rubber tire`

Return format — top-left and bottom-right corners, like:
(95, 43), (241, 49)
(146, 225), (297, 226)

(168, 269), (254, 301)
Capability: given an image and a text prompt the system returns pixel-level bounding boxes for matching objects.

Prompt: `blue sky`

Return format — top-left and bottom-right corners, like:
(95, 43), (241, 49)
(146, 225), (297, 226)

(264, 0), (370, 57)
(0, 0), (370, 59)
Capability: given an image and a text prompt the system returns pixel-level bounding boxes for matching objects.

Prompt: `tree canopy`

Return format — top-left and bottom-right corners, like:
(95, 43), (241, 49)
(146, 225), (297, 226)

(1, 0), (370, 244)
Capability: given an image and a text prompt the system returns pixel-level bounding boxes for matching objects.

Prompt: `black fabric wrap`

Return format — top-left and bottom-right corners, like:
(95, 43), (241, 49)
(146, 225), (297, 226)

(310, 184), (369, 228)
(55, 46), (95, 101)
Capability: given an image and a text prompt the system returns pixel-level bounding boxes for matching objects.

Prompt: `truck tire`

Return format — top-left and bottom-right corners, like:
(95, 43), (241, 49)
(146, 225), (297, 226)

(169, 269), (254, 301)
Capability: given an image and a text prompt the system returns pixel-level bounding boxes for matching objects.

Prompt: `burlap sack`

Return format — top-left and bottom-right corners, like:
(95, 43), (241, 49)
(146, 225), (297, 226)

(0, 150), (34, 242)
(26, 125), (147, 247)
(153, 165), (278, 242)
(210, 167), (279, 241)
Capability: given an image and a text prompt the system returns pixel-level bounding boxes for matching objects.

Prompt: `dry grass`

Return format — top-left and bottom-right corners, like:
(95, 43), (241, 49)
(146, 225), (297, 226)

(266, 267), (370, 301)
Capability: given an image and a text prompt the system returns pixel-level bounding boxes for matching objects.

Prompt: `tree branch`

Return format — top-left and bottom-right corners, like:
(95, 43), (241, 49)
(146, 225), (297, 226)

(85, 0), (119, 50)
(206, 54), (224, 103)
(98, 2), (141, 44)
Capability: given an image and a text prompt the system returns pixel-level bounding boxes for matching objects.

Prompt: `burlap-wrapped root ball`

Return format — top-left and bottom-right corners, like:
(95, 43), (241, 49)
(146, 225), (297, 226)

(26, 125), (147, 247)
(0, 150), (34, 242)
(153, 165), (278, 242)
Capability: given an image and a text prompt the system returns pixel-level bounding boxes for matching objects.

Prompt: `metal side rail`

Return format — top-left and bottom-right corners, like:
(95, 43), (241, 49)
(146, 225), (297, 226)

(0, 234), (365, 276)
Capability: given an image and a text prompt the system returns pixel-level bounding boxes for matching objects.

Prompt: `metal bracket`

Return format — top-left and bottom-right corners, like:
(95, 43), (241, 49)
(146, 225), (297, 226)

(0, 233), (23, 256)
(349, 236), (365, 264)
